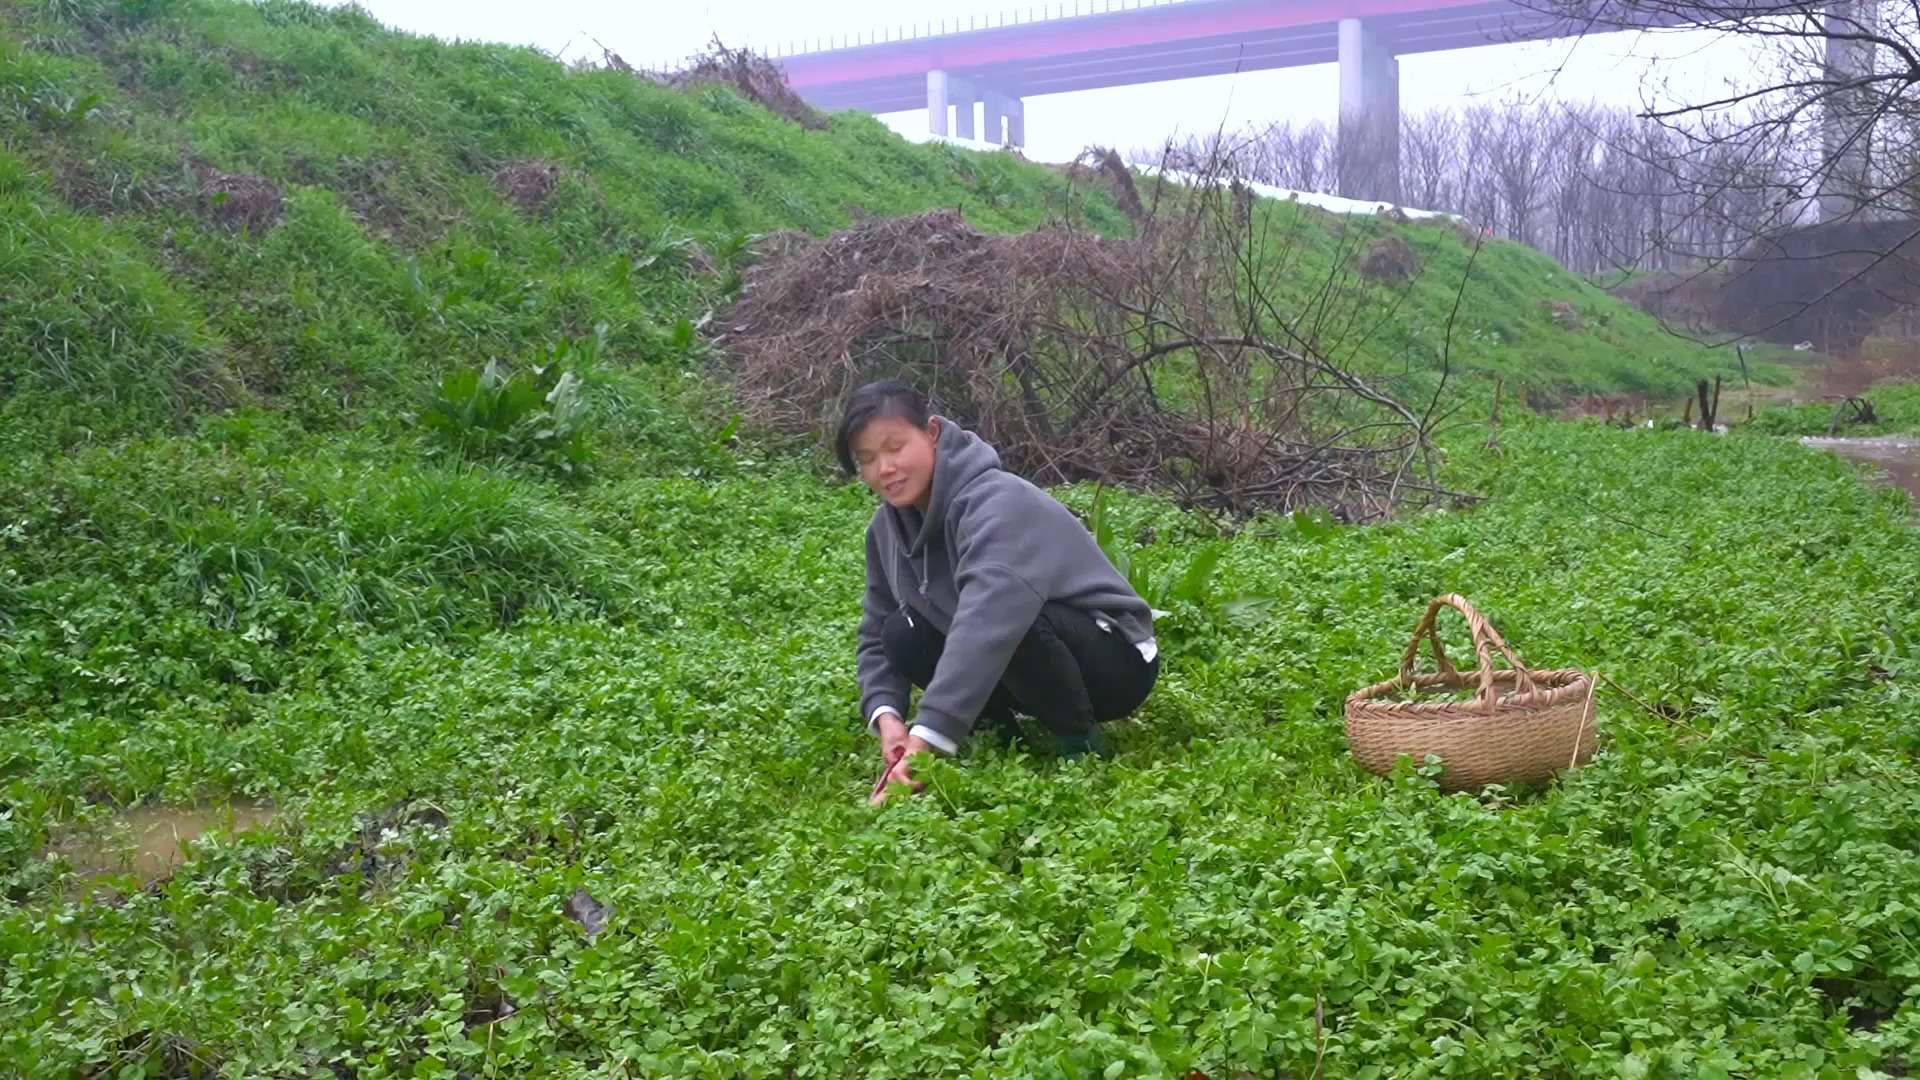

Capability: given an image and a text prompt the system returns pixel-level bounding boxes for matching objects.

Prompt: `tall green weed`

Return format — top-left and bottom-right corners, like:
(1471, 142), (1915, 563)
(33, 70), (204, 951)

(423, 346), (594, 481)
(1087, 484), (1275, 657)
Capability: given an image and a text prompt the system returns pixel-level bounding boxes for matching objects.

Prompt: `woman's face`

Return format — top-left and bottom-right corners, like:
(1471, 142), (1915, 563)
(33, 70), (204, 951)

(851, 416), (939, 510)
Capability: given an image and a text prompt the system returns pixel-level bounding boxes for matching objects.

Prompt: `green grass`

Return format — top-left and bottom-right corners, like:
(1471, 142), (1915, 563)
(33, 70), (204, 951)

(3, 1), (1916, 1077)
(1185, 198), (1786, 403)
(1748, 383), (1920, 436)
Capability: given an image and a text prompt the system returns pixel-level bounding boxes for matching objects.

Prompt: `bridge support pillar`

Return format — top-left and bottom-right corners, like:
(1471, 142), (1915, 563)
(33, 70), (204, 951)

(927, 70), (952, 137)
(985, 91), (1025, 148)
(932, 71), (1023, 147)
(1819, 0), (1879, 221)
(953, 77), (978, 140)
(1337, 18), (1401, 204)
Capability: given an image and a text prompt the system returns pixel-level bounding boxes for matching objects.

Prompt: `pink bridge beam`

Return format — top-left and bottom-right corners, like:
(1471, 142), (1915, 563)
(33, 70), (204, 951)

(777, 0), (1556, 89)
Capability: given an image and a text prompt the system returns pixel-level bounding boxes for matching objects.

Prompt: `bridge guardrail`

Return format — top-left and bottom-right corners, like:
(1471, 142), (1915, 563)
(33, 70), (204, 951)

(651, 0), (1194, 70)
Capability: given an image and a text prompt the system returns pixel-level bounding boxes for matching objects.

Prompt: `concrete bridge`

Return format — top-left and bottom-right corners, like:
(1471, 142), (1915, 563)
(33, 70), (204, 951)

(757, 0), (1622, 203)
(754, 0), (1873, 211)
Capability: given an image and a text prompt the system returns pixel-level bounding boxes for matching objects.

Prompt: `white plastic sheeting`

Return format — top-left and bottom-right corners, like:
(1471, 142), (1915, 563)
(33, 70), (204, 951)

(1132, 164), (1461, 222)
(897, 131), (1466, 223)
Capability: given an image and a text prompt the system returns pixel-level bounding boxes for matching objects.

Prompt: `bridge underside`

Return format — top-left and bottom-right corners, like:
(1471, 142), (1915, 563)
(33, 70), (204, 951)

(789, 2), (1583, 117)
(774, 0), (1862, 213)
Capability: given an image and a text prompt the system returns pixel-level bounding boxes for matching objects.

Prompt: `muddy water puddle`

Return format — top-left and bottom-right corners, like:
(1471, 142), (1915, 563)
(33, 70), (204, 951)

(1801, 436), (1920, 503)
(50, 801), (275, 885)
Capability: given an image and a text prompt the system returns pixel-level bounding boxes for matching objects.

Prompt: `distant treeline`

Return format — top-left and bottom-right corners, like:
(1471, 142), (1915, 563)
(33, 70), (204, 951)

(1137, 102), (1862, 276)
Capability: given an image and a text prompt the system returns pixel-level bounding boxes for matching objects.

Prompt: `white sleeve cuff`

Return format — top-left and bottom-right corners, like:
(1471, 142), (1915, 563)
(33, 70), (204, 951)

(908, 724), (959, 755)
(867, 705), (901, 735)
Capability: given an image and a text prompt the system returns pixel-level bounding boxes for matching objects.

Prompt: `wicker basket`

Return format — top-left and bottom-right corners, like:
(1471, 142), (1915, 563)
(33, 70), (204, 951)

(1344, 594), (1596, 792)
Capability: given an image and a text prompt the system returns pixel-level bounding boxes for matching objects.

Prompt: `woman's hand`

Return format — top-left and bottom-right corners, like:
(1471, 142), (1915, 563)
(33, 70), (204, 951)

(871, 734), (936, 806)
(876, 712), (910, 767)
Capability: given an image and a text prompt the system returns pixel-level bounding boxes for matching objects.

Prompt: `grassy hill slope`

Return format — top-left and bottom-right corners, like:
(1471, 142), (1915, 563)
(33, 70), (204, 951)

(1, 0), (1757, 450)
(0, 0), (1128, 439)
(1145, 196), (1778, 403)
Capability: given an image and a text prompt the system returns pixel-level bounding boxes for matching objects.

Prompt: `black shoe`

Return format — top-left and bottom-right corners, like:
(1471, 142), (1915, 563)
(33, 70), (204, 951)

(1052, 729), (1113, 760)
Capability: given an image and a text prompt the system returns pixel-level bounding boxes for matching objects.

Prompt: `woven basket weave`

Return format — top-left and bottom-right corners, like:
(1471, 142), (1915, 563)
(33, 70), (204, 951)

(1344, 594), (1596, 792)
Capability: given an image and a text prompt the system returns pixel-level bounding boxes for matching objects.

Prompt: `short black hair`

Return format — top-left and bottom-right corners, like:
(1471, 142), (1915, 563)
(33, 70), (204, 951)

(835, 379), (930, 475)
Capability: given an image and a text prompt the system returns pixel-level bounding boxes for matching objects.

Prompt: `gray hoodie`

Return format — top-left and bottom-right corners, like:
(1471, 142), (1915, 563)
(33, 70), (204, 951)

(855, 418), (1155, 748)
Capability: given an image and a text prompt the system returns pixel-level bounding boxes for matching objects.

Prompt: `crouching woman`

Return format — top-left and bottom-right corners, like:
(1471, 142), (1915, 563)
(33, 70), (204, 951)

(840, 380), (1160, 804)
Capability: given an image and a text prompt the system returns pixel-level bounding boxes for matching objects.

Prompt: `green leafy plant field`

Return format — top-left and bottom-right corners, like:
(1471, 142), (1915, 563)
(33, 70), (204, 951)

(5, 412), (1920, 1079)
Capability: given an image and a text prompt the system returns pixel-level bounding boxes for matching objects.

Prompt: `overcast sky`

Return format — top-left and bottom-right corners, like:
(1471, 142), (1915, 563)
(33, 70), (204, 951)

(333, 0), (1754, 163)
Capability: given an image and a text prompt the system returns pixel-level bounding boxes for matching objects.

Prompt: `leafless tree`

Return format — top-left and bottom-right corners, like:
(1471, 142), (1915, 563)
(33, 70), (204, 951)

(1515, 0), (1920, 349)
(1132, 90), (1920, 347)
(1133, 96), (1822, 280)
(1490, 106), (1557, 247)
(1403, 111), (1465, 216)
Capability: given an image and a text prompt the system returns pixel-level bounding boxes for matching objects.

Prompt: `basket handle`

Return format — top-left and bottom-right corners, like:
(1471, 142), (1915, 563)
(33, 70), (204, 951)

(1397, 594), (1539, 709)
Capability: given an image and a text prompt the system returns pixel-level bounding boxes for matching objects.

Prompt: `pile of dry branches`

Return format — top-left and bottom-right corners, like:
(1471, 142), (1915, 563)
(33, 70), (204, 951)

(717, 154), (1450, 517)
(650, 41), (826, 130)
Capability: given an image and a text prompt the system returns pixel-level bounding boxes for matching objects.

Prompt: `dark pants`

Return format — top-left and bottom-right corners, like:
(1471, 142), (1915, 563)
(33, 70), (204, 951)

(881, 602), (1159, 748)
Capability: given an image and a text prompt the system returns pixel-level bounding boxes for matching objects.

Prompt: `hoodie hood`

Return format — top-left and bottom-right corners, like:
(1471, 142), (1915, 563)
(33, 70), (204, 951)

(895, 417), (1001, 557)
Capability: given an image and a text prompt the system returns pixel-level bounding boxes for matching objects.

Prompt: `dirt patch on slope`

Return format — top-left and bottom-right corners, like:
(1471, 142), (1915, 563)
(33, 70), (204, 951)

(1541, 299), (1583, 331)
(1358, 235), (1421, 282)
(493, 159), (561, 214)
(185, 158), (284, 232)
